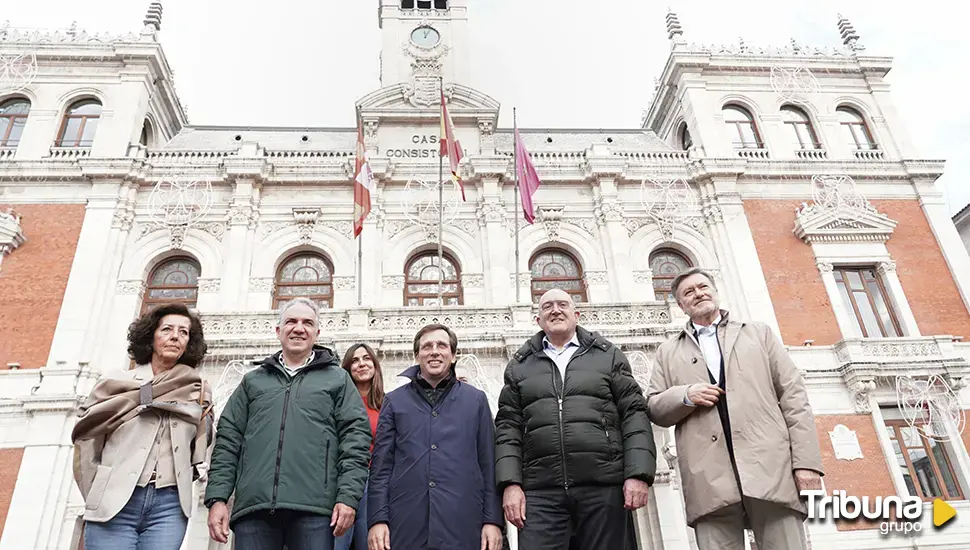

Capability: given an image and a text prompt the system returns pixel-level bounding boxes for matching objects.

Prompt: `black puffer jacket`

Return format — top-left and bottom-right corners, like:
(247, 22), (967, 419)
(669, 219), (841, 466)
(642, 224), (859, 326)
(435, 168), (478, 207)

(494, 327), (656, 491)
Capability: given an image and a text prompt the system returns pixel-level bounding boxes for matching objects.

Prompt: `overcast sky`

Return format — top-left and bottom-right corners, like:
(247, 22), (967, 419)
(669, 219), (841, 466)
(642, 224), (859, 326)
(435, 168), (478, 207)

(8, 1), (969, 215)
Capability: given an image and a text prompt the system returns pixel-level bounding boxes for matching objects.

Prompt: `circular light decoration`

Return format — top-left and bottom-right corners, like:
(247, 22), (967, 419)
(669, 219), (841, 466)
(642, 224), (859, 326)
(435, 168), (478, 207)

(148, 178), (213, 227)
(0, 52), (38, 96)
(810, 174), (871, 221)
(640, 176), (698, 226)
(402, 176), (462, 229)
(213, 359), (257, 422)
(770, 65), (820, 102)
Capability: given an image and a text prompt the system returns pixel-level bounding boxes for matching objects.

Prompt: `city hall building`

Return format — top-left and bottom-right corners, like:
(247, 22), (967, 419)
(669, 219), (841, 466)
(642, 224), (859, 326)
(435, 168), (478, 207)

(1, 1), (969, 548)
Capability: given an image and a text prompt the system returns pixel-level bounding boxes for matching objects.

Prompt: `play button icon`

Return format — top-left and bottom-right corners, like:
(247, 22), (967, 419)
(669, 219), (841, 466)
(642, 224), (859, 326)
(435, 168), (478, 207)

(933, 499), (956, 528)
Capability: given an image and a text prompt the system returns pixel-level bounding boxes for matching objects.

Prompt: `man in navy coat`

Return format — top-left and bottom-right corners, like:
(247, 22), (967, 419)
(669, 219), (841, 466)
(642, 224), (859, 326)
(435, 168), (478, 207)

(367, 323), (504, 550)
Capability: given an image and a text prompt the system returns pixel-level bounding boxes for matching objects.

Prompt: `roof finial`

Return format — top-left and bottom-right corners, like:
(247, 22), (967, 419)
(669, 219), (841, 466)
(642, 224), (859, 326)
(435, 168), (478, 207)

(665, 8), (686, 50)
(143, 2), (163, 32)
(837, 13), (865, 51)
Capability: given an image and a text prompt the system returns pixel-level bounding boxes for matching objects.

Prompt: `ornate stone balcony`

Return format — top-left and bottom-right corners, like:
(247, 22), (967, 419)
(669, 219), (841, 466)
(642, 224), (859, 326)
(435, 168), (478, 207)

(200, 302), (673, 355)
(834, 335), (970, 389)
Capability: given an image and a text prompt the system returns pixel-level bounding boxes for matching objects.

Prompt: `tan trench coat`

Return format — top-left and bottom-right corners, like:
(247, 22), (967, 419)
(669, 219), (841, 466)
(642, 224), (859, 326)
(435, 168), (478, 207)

(647, 311), (824, 526)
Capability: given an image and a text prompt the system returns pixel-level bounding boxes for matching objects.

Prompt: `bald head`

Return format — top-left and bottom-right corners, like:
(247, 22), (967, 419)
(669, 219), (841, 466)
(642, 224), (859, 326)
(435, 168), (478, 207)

(538, 288), (574, 309)
(536, 288), (580, 346)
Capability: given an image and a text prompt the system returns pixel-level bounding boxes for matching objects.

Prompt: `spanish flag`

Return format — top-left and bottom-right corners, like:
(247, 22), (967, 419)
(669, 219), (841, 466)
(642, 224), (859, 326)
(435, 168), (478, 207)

(439, 89), (466, 201)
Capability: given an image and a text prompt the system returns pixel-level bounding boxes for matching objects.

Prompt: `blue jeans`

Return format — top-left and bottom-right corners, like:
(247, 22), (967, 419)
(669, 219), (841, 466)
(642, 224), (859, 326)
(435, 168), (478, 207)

(233, 509), (335, 550)
(83, 485), (187, 550)
(334, 481), (368, 550)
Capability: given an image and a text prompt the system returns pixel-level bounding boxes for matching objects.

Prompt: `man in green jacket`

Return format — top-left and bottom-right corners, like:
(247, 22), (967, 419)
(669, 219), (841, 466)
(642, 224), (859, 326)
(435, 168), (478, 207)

(495, 288), (656, 549)
(205, 297), (372, 550)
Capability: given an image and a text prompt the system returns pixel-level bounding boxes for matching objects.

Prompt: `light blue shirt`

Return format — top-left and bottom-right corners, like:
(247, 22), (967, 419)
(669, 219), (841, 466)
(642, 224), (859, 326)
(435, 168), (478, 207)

(542, 334), (581, 383)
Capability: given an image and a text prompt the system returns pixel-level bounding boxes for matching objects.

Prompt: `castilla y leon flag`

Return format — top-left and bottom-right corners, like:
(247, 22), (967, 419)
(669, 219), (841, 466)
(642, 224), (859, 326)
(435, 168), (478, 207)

(439, 89), (466, 200)
(514, 127), (541, 224)
(353, 118), (376, 237)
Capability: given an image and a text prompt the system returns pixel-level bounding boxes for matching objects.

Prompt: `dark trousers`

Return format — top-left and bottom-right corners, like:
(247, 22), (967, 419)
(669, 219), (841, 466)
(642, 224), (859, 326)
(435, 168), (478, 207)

(233, 510), (335, 550)
(518, 485), (637, 550)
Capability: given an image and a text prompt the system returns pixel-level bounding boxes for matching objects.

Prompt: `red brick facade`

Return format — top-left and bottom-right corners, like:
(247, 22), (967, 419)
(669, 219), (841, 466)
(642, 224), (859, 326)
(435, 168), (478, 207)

(744, 199), (970, 345)
(0, 204), (86, 370)
(814, 415), (896, 531)
(0, 448), (24, 540)
(873, 199), (970, 339)
(743, 199), (842, 346)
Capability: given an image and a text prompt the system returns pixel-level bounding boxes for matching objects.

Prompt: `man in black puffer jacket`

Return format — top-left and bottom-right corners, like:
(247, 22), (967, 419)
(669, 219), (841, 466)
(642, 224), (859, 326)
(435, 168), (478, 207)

(495, 289), (656, 549)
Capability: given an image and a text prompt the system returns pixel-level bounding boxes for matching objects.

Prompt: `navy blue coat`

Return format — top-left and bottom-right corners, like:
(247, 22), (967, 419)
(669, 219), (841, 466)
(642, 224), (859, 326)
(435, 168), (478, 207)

(368, 366), (504, 550)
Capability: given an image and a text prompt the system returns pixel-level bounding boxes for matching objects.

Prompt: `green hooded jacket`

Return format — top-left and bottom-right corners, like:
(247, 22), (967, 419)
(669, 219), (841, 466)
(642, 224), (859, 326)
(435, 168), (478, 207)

(204, 345), (372, 524)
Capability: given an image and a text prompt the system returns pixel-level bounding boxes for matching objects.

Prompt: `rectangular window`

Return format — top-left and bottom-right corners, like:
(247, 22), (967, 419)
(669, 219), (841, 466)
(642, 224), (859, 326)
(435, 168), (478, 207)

(416, 0), (432, 9)
(833, 267), (901, 337)
(884, 418), (964, 501)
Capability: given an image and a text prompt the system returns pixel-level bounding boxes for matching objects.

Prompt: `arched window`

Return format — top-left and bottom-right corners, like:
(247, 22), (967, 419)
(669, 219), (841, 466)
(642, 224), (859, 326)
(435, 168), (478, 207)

(0, 98), (30, 148)
(404, 251), (462, 306)
(679, 122), (693, 150)
(649, 248), (693, 302)
(722, 104), (762, 149)
(781, 105), (820, 150)
(837, 106), (877, 150)
(529, 248), (588, 304)
(274, 253), (334, 309)
(56, 99), (102, 148)
(143, 256), (201, 313)
(139, 119), (153, 147)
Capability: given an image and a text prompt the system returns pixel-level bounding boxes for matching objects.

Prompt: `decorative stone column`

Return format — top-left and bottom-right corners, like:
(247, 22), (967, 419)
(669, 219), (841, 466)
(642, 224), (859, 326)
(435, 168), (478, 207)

(477, 176), (514, 304)
(815, 261), (857, 339)
(220, 177), (260, 310)
(876, 260), (920, 336)
(592, 178), (634, 302)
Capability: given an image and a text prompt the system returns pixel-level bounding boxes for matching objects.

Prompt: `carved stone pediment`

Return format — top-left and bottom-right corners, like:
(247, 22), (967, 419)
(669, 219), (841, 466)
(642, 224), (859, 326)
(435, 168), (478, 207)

(356, 83), (500, 121)
(793, 202), (897, 244)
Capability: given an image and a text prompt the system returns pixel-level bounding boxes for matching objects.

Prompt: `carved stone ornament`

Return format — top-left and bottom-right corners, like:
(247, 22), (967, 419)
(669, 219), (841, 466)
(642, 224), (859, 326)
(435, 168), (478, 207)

(849, 380), (876, 414)
(595, 198), (623, 224)
(702, 204), (724, 225)
(116, 280), (146, 295)
(794, 201), (897, 244)
(249, 277), (274, 293)
(816, 262), (834, 274)
(382, 275), (405, 290)
(198, 278), (221, 293)
(168, 224), (187, 250)
(478, 202), (506, 224)
(0, 208), (26, 260)
(293, 208), (320, 246)
(537, 207), (564, 242)
(401, 28), (451, 108)
(112, 209), (134, 232)
(332, 276), (356, 291)
(584, 271), (609, 285)
(461, 273), (484, 288)
(633, 271), (652, 284)
(877, 260), (896, 275)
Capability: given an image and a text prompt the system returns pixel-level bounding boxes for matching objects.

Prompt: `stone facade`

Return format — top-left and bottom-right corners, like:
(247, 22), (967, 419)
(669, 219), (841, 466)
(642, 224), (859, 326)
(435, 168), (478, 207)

(1, 3), (969, 550)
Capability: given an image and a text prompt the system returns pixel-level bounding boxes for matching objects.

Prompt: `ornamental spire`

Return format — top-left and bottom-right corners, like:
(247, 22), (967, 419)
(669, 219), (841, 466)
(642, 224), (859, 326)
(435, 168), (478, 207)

(143, 2), (163, 32)
(665, 8), (686, 50)
(837, 13), (865, 51)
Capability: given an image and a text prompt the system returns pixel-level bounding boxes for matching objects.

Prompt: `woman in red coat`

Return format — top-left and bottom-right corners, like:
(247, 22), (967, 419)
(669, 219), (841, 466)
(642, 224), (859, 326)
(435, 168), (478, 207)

(335, 343), (384, 550)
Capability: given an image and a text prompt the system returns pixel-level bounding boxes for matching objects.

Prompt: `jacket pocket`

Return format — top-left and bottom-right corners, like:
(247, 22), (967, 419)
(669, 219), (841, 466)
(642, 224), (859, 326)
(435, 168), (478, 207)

(601, 418), (617, 460)
(85, 465), (112, 510)
(324, 440), (330, 487)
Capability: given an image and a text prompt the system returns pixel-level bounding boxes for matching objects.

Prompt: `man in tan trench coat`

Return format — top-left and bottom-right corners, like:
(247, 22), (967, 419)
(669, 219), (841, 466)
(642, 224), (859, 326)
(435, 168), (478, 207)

(647, 267), (824, 550)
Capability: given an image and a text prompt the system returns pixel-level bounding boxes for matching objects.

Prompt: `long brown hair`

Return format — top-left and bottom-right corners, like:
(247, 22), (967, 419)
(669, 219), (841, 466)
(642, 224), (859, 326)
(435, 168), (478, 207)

(341, 343), (385, 410)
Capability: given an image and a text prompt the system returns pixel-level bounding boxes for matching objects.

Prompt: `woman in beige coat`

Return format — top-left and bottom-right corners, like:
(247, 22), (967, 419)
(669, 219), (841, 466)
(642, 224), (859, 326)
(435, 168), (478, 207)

(72, 303), (213, 550)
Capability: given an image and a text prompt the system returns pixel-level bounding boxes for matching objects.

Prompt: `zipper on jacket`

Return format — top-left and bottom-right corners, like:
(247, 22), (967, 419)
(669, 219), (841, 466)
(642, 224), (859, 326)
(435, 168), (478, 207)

(271, 380), (294, 512)
(554, 345), (592, 492)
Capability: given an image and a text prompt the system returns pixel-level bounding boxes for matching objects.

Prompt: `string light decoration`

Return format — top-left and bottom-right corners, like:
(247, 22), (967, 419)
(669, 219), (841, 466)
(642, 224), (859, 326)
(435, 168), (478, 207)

(810, 174), (872, 222)
(0, 52), (38, 96)
(147, 177), (213, 249)
(401, 176), (462, 229)
(896, 375), (966, 443)
(769, 64), (820, 102)
(640, 176), (699, 238)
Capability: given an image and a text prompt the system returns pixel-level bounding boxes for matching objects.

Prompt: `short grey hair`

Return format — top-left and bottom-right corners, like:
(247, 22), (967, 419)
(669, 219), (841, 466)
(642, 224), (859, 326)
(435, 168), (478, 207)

(671, 267), (717, 300)
(278, 297), (320, 327)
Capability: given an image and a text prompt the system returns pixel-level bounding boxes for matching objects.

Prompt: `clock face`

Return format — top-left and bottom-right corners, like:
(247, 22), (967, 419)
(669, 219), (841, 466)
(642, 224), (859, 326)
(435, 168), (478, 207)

(410, 26), (440, 48)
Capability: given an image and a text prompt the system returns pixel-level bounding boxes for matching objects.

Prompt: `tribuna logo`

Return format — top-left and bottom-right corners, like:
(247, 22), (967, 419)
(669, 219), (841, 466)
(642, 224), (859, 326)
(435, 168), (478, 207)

(803, 490), (924, 535)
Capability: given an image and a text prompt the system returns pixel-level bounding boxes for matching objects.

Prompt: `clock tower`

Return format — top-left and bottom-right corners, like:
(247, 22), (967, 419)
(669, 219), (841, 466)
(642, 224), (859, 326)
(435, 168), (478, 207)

(377, 0), (469, 88)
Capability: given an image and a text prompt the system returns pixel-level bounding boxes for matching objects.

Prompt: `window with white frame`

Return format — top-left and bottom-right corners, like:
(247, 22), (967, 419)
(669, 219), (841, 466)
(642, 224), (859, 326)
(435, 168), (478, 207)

(833, 267), (902, 338)
(881, 407), (966, 502)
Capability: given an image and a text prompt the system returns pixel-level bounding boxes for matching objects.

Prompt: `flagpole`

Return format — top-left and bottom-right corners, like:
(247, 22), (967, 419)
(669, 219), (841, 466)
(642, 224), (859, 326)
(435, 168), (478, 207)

(437, 76), (445, 309)
(513, 108), (521, 304)
(355, 106), (363, 306)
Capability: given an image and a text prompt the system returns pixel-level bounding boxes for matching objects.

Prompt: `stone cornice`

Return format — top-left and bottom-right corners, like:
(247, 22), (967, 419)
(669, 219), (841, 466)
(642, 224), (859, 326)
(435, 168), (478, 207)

(793, 203), (898, 244)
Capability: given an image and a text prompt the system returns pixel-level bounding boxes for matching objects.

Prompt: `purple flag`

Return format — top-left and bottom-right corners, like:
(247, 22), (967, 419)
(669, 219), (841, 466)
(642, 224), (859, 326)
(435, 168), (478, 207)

(514, 128), (541, 224)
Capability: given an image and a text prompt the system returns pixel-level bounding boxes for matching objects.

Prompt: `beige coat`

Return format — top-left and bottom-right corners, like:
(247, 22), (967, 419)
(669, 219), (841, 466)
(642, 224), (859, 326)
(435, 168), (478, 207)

(647, 311), (824, 526)
(74, 365), (212, 523)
